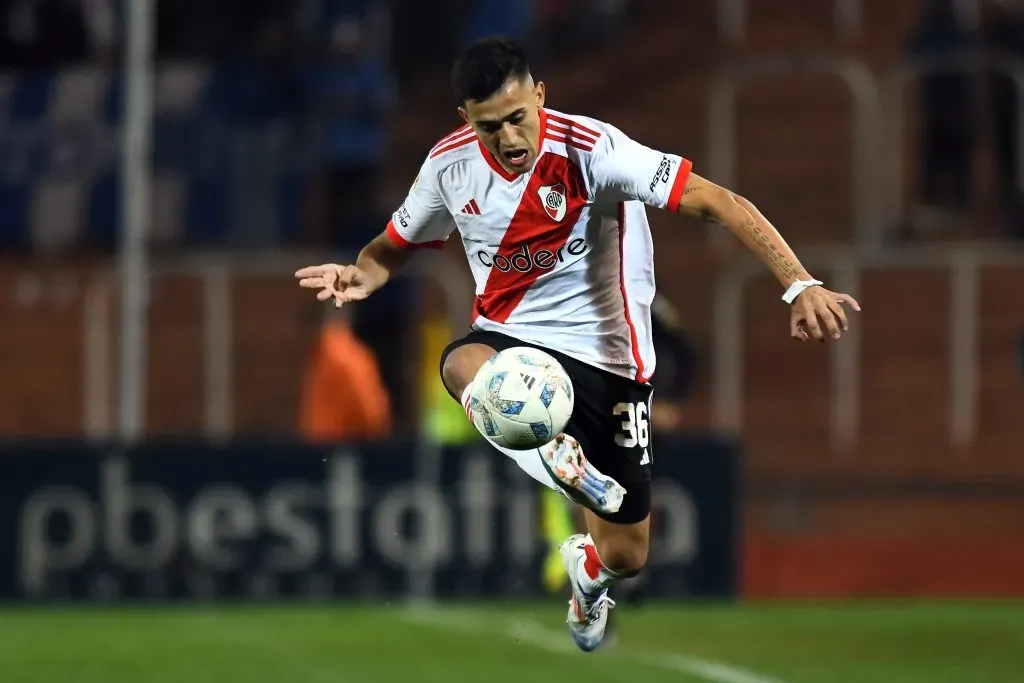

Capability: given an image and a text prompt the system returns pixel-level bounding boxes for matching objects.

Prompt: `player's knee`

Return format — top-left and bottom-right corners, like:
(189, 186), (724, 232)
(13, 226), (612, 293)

(441, 343), (497, 398)
(595, 532), (648, 576)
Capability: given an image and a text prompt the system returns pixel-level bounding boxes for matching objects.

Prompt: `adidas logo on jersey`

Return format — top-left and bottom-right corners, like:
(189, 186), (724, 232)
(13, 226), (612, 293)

(461, 199), (482, 215)
(639, 449), (651, 466)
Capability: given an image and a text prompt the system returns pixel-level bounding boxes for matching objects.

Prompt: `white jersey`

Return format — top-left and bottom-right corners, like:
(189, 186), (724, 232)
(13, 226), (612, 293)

(386, 108), (691, 383)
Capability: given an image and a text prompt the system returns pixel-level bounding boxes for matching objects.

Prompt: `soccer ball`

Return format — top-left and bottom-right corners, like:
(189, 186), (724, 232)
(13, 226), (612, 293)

(467, 346), (574, 450)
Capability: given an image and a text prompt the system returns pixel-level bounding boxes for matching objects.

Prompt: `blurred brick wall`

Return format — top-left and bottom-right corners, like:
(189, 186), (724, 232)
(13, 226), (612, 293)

(0, 260), (321, 438)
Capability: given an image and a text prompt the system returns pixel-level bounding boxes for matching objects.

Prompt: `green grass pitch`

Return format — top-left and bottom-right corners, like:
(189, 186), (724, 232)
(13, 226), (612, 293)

(0, 601), (1021, 682)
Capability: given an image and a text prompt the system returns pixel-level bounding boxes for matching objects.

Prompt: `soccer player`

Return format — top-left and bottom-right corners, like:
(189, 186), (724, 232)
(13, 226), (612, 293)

(296, 37), (860, 652)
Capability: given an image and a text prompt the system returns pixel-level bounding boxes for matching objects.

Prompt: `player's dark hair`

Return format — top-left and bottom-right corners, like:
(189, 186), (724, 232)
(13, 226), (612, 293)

(451, 37), (532, 105)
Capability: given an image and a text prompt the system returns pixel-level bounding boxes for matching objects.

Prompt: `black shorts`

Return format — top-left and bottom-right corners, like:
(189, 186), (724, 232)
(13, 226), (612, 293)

(440, 330), (653, 525)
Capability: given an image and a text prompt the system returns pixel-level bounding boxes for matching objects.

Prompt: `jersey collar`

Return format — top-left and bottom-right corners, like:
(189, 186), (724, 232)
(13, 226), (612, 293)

(477, 108), (549, 183)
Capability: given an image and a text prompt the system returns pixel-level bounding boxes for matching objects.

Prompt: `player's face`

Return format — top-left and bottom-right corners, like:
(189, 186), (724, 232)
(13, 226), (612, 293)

(460, 77), (546, 175)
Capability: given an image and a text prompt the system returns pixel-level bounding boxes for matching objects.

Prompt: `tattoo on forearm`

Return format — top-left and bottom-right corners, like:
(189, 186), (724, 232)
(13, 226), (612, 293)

(743, 218), (802, 280)
(686, 183), (803, 280)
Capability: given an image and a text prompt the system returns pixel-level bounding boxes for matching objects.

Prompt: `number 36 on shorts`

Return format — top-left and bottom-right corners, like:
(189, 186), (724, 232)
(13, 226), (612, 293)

(613, 401), (650, 449)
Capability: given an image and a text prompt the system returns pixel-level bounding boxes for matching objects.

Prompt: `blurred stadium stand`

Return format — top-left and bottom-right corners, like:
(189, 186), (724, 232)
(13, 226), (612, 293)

(0, 65), (242, 252)
(1, 0), (1024, 598)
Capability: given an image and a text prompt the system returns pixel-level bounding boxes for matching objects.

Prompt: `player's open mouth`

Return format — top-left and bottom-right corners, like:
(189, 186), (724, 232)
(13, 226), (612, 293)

(503, 149), (530, 167)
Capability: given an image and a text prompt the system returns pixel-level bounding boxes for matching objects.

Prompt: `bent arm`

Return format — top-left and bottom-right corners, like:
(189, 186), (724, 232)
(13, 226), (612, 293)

(356, 230), (419, 294)
(675, 173), (811, 288)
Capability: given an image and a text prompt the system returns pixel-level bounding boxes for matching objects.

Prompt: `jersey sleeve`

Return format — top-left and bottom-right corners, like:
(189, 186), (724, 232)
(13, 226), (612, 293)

(589, 124), (693, 212)
(385, 157), (455, 250)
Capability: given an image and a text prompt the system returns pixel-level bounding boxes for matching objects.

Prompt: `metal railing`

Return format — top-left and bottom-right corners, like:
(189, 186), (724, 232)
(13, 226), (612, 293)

(717, 0), (864, 42)
(880, 51), (1024, 238)
(706, 54), (882, 248)
(81, 243), (1024, 455)
(82, 250), (472, 440)
(711, 245), (1024, 452)
(716, 0), (983, 42)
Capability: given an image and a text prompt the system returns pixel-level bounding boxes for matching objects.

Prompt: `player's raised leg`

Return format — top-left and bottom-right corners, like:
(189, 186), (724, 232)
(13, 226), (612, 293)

(441, 342), (560, 490)
(440, 343), (626, 514)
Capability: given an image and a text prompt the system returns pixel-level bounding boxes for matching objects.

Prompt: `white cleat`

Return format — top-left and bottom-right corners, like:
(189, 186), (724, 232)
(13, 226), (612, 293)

(538, 434), (626, 515)
(560, 533), (615, 653)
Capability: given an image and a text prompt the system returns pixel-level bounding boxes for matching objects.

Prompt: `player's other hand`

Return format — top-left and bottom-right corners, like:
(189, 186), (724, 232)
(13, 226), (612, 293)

(295, 264), (372, 308)
(790, 286), (861, 342)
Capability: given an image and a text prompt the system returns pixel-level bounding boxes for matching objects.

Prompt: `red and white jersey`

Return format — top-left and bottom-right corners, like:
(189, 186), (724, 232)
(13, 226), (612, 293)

(385, 108), (691, 383)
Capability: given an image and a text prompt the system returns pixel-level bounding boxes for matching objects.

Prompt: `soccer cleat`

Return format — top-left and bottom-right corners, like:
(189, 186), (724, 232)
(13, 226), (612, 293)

(560, 533), (616, 652)
(538, 434), (625, 515)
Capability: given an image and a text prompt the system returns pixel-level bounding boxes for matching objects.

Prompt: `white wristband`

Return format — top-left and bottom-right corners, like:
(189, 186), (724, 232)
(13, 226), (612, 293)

(781, 279), (823, 304)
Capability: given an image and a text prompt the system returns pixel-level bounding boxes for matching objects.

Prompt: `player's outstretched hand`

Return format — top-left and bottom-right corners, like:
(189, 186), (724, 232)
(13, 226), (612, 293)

(295, 264), (373, 308)
(790, 286), (861, 342)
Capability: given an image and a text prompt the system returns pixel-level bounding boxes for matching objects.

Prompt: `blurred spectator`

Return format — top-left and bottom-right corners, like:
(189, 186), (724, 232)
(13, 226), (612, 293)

(209, 0), (295, 58)
(299, 304), (392, 443)
(649, 293), (697, 434)
(391, 0), (462, 87)
(460, 0), (533, 48)
(983, 0), (1024, 239)
(300, 11), (409, 426)
(533, 0), (631, 65)
(80, 0), (116, 61)
(2, 0), (117, 67)
(304, 13), (395, 249)
(587, 0), (630, 43)
(350, 275), (417, 438)
(904, 0), (977, 234)
(213, 3), (306, 248)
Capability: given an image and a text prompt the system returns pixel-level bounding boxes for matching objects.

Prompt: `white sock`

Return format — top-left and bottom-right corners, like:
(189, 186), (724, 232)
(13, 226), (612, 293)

(575, 535), (625, 595)
(488, 439), (562, 492)
(461, 385), (561, 492)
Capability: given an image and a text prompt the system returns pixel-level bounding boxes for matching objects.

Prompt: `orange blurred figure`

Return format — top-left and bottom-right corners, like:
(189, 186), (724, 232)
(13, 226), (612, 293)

(299, 307), (391, 443)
